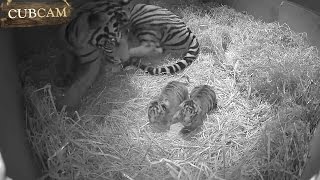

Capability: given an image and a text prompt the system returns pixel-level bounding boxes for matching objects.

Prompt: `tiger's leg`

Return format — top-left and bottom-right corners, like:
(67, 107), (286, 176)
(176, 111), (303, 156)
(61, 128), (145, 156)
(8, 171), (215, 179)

(121, 41), (163, 69)
(129, 27), (164, 57)
(129, 42), (163, 57)
(121, 28), (163, 69)
(60, 35), (130, 109)
(58, 59), (101, 110)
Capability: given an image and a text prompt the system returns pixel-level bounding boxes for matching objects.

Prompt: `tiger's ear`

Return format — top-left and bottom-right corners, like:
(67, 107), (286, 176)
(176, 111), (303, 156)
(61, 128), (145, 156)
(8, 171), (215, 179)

(88, 12), (107, 29)
(119, 0), (131, 6)
(160, 104), (167, 111)
(162, 99), (170, 108)
(177, 102), (187, 112)
(172, 110), (182, 123)
(179, 101), (185, 108)
(148, 100), (158, 109)
(194, 103), (202, 113)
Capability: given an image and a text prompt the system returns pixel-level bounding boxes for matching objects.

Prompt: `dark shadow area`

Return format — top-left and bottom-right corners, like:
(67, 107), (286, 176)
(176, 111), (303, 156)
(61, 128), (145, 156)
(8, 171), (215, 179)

(0, 29), (40, 180)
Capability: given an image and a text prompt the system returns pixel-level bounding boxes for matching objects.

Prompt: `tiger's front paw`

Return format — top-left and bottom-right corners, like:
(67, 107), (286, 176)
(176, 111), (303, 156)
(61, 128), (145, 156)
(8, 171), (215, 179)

(145, 43), (163, 55)
(129, 44), (163, 57)
(111, 65), (122, 73)
(154, 47), (163, 54)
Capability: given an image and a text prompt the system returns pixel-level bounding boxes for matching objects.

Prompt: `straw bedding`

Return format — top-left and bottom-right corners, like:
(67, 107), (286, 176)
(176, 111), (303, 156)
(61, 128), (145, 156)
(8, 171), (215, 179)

(20, 1), (320, 180)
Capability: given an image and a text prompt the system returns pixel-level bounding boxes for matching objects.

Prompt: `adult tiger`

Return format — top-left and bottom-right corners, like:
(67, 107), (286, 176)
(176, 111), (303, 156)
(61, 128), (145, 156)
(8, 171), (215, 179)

(172, 85), (217, 134)
(60, 0), (200, 109)
(64, 0), (131, 65)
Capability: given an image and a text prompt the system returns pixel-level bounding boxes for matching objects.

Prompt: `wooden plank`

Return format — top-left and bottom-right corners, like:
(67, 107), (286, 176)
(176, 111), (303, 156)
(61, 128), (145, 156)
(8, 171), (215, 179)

(0, 2), (72, 28)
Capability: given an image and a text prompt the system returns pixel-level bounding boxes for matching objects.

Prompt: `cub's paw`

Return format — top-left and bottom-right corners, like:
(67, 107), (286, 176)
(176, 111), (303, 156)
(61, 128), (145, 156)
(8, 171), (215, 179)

(180, 125), (201, 135)
(180, 127), (192, 134)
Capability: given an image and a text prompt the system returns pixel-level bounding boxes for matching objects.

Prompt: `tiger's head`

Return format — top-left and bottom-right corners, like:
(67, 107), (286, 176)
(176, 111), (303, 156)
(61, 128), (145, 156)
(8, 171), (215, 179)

(147, 100), (169, 124)
(66, 0), (131, 64)
(172, 100), (201, 126)
(89, 10), (130, 64)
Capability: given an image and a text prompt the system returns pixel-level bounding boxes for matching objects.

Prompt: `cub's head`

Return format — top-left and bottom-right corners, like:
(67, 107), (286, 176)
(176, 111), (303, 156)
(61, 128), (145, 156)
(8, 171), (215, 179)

(147, 100), (169, 124)
(172, 100), (201, 126)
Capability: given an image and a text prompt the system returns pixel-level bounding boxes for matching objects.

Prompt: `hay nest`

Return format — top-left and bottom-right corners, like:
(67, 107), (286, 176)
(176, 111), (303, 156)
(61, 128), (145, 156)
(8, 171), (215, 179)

(22, 3), (320, 180)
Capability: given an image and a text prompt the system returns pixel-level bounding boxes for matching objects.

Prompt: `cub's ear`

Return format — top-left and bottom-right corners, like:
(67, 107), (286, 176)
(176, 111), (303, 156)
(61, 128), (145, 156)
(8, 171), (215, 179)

(194, 103), (202, 113)
(88, 12), (107, 29)
(179, 101), (186, 108)
(172, 110), (181, 123)
(148, 100), (158, 109)
(162, 99), (170, 108)
(160, 104), (167, 111)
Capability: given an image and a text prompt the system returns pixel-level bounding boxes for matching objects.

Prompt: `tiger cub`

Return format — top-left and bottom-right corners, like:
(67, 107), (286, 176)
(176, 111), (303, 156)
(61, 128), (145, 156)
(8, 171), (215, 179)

(148, 81), (189, 129)
(172, 85), (217, 133)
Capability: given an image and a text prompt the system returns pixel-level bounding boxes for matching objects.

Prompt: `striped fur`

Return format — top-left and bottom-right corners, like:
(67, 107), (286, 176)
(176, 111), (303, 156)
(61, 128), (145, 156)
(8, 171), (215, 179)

(62, 0), (199, 108)
(60, 0), (131, 109)
(64, 0), (131, 65)
(148, 81), (189, 127)
(172, 85), (217, 133)
(122, 3), (200, 75)
(65, 0), (200, 74)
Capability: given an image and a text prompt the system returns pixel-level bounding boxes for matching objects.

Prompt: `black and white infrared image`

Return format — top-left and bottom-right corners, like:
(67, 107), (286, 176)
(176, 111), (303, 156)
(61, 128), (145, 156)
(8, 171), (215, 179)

(1, 0), (320, 179)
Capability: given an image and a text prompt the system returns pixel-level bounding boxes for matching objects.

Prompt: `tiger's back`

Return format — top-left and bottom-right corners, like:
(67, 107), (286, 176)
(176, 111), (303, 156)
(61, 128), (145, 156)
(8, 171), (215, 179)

(190, 85), (217, 114)
(123, 3), (200, 75)
(130, 4), (193, 51)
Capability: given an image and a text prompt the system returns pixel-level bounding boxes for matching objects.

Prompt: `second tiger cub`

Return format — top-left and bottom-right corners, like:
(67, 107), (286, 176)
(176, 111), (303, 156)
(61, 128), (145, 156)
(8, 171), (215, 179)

(172, 85), (218, 134)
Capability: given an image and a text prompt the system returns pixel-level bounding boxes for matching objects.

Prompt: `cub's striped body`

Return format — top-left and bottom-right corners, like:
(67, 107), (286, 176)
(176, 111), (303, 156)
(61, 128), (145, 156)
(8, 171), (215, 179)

(148, 81), (189, 128)
(173, 85), (217, 133)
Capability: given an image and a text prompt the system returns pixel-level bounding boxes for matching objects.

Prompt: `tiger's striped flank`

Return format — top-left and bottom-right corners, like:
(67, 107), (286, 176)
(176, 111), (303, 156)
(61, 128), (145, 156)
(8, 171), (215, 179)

(122, 3), (200, 75)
